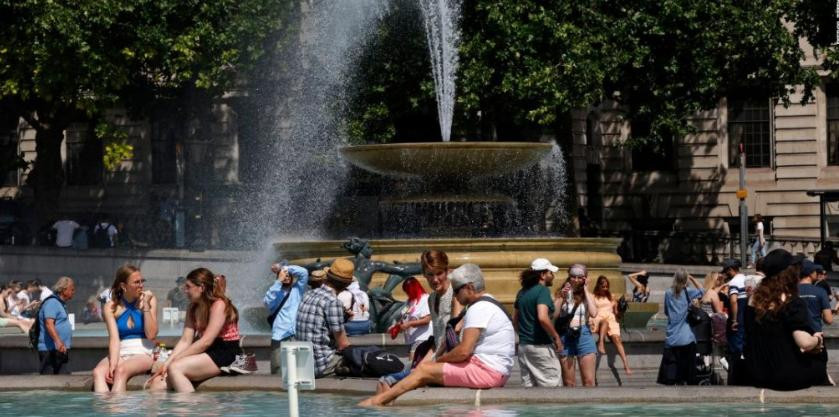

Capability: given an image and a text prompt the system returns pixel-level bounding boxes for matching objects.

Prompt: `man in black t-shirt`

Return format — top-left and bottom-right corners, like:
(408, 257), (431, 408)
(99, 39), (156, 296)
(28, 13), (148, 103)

(799, 261), (833, 332)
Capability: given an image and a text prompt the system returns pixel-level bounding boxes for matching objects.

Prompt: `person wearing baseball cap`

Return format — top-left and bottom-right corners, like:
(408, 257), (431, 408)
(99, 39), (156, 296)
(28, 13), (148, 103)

(514, 259), (562, 387)
(721, 257), (747, 367)
(798, 260), (833, 333)
(295, 258), (355, 377)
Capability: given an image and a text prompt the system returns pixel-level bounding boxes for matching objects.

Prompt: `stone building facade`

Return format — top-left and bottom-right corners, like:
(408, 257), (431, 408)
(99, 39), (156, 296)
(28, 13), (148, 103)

(570, 38), (839, 262)
(0, 99), (246, 248)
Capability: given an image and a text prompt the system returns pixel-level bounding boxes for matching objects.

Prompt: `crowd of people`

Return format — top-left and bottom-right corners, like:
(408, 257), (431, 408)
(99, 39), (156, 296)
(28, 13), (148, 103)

(657, 250), (835, 391)
(0, 240), (835, 398)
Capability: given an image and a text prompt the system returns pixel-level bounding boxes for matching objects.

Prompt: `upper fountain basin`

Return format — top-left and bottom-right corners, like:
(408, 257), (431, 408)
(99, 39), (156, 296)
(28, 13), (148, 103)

(340, 141), (553, 179)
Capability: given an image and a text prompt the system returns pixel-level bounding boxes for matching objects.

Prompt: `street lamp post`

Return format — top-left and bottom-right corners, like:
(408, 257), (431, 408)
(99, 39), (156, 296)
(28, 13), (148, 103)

(737, 143), (749, 266)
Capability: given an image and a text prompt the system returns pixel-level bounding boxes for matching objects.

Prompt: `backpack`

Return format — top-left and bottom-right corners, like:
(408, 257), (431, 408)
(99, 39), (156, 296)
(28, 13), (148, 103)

(91, 223), (112, 248)
(339, 346), (404, 377)
(29, 295), (61, 350)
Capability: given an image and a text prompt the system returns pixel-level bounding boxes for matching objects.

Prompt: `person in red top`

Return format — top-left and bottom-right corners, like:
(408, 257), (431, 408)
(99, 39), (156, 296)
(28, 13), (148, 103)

(149, 267), (240, 392)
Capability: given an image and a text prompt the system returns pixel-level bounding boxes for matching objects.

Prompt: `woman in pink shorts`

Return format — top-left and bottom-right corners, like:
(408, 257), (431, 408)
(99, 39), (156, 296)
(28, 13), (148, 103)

(360, 263), (515, 407)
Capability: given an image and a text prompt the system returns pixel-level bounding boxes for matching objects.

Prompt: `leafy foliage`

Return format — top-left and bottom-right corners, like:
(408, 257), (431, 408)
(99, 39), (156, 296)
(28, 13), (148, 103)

(95, 122), (133, 172)
(0, 0), (293, 217)
(346, 0), (831, 144)
(344, 0), (438, 144)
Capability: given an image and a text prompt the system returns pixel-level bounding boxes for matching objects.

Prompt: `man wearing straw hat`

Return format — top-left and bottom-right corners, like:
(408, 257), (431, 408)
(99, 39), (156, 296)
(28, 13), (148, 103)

(295, 258), (355, 377)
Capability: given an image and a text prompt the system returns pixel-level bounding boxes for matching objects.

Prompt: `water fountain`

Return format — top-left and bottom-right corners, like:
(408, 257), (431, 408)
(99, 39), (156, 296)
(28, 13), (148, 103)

(276, 0), (626, 315)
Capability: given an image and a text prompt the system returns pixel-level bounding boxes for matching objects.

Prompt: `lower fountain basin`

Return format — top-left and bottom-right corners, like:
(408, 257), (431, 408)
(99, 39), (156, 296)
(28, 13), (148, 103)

(275, 237), (625, 305)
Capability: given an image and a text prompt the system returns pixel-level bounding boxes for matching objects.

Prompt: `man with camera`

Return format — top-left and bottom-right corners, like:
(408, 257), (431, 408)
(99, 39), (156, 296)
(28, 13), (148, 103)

(264, 261), (309, 375)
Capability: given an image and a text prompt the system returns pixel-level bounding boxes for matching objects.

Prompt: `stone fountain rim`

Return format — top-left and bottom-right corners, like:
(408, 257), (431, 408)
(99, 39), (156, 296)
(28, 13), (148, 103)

(338, 141), (554, 152)
(274, 237), (623, 254)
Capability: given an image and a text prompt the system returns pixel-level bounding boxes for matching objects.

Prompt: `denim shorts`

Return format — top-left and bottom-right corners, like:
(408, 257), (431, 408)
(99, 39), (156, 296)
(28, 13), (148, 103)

(560, 325), (596, 357)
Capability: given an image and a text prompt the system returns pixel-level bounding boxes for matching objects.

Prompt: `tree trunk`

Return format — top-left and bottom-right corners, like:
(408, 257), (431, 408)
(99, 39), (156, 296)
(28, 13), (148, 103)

(28, 125), (66, 231)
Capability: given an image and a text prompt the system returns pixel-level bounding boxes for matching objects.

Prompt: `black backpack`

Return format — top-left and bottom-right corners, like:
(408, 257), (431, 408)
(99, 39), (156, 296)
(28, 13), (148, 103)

(29, 295), (60, 350)
(340, 346), (404, 377)
(91, 223), (111, 248)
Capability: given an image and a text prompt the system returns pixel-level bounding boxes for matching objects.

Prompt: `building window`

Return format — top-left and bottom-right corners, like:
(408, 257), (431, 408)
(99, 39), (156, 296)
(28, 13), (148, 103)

(65, 124), (103, 186)
(827, 84), (839, 166)
(630, 118), (675, 171)
(728, 97), (771, 168)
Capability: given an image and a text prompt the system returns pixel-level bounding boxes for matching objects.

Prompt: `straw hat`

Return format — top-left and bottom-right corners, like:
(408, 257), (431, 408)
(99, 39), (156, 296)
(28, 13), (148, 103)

(326, 258), (355, 284)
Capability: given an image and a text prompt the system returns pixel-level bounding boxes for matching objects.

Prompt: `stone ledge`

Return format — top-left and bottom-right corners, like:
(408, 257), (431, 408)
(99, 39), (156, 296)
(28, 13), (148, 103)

(2, 375), (839, 406)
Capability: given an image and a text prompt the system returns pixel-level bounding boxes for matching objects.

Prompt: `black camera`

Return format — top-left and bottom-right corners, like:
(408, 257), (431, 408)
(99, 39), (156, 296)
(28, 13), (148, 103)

(568, 326), (581, 339)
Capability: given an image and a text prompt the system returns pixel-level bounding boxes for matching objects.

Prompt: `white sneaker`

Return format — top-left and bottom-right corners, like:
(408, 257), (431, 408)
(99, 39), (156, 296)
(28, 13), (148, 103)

(719, 357), (729, 371)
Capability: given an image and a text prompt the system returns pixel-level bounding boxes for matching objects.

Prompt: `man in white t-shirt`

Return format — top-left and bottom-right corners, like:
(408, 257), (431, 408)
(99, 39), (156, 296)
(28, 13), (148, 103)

(360, 263), (514, 407)
(52, 220), (80, 248)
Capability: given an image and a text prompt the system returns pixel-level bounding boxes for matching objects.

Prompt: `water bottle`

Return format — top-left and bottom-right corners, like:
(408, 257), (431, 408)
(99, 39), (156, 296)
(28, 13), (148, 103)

(158, 343), (169, 362)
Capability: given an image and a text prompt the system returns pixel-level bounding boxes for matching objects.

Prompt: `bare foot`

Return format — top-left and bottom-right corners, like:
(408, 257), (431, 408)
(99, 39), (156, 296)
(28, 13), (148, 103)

(597, 344), (606, 354)
(358, 397), (379, 407)
(20, 320), (33, 334)
(624, 366), (633, 376)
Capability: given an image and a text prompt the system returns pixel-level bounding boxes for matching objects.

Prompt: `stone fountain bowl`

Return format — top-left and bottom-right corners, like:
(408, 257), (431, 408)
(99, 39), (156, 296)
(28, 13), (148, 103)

(340, 141), (553, 179)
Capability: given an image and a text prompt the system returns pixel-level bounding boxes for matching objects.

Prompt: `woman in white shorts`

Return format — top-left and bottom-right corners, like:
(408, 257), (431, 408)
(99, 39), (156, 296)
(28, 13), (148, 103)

(92, 265), (158, 393)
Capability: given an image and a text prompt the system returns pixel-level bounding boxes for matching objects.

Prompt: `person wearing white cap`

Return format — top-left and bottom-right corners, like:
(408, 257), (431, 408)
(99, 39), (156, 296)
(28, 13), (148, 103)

(513, 258), (563, 387)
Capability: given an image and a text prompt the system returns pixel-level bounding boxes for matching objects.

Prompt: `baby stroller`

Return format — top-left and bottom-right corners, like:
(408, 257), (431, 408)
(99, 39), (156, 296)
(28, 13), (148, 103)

(690, 311), (726, 385)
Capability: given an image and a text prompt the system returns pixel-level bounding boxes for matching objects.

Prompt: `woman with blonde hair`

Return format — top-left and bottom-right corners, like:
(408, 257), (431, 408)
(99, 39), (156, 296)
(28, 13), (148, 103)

(700, 272), (726, 315)
(657, 269), (703, 385)
(92, 265), (158, 393)
(149, 267), (240, 392)
(590, 275), (631, 375)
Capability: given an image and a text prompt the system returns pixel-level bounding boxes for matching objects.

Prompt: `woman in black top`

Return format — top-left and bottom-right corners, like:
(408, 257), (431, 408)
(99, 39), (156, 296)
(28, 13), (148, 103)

(743, 249), (828, 390)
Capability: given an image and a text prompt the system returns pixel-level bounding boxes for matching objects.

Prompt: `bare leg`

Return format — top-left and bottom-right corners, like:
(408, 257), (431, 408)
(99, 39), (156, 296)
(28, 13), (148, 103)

(597, 322), (607, 354)
(111, 354), (154, 393)
(359, 362), (444, 406)
(166, 354), (221, 393)
(92, 357), (112, 393)
(578, 353), (596, 386)
(610, 334), (632, 375)
(376, 381), (390, 394)
(5, 317), (33, 334)
(560, 356), (577, 387)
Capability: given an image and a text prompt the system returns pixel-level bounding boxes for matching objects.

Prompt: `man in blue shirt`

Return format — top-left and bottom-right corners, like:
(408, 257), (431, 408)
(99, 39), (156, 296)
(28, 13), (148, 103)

(264, 263), (309, 374)
(799, 260), (833, 332)
(38, 276), (75, 374)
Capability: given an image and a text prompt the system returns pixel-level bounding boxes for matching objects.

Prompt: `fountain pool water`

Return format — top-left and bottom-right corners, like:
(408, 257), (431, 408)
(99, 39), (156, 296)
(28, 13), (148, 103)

(0, 391), (837, 417)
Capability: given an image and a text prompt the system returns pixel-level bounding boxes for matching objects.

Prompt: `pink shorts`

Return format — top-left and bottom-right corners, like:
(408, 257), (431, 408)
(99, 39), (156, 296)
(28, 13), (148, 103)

(442, 356), (508, 389)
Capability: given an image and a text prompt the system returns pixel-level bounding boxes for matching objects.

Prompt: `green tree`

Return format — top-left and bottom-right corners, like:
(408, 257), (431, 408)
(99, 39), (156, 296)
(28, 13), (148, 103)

(457, 0), (821, 142)
(0, 0), (292, 222)
(344, 0), (438, 144)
